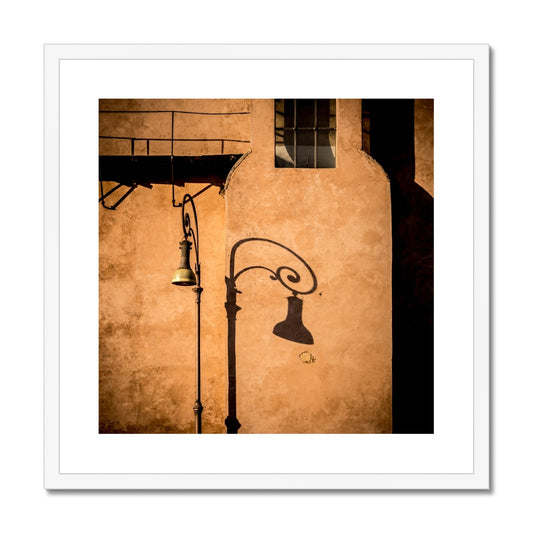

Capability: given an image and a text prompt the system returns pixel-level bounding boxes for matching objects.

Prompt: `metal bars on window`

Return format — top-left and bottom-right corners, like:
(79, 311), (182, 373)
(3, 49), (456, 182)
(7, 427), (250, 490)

(275, 99), (336, 168)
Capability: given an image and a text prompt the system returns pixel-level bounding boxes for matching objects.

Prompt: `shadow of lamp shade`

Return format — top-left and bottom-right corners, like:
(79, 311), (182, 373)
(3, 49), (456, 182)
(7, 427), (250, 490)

(172, 238), (197, 286)
(273, 295), (314, 344)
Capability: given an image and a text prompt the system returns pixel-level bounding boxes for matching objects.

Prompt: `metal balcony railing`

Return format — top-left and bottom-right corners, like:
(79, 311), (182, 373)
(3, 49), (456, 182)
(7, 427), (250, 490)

(99, 109), (251, 209)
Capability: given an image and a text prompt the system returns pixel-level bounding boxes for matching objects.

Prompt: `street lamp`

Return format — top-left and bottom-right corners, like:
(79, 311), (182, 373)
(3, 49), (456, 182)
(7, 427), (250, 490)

(171, 203), (317, 435)
(171, 193), (203, 434)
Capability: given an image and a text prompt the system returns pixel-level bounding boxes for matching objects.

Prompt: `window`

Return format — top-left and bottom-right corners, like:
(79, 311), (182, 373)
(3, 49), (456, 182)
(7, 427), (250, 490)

(275, 99), (336, 168)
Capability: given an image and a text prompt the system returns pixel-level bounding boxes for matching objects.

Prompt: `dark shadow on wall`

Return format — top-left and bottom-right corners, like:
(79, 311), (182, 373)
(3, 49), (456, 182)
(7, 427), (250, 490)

(224, 238), (318, 434)
(363, 99), (434, 434)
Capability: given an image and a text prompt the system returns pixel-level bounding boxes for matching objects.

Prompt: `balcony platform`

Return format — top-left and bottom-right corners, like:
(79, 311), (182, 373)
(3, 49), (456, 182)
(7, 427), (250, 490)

(99, 154), (244, 188)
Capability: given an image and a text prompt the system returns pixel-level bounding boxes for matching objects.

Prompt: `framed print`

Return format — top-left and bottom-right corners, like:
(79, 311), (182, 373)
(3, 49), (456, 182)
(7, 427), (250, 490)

(44, 43), (489, 490)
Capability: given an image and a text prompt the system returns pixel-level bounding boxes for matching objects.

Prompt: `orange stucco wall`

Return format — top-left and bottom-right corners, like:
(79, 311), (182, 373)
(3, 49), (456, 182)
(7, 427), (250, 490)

(99, 99), (247, 433)
(224, 100), (392, 433)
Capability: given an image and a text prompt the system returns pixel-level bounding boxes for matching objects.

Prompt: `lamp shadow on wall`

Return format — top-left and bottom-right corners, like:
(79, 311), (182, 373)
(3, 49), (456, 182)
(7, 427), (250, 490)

(223, 237), (318, 434)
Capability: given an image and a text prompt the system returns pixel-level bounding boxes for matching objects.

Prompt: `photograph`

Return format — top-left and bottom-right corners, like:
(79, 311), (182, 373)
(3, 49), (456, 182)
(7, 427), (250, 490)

(98, 97), (434, 435)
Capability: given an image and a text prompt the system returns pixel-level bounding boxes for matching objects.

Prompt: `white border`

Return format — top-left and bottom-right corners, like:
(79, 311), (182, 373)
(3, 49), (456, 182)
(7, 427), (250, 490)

(44, 44), (489, 490)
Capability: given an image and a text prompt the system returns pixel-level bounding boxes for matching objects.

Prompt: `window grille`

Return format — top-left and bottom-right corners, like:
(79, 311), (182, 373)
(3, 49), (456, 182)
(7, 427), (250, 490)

(275, 99), (336, 168)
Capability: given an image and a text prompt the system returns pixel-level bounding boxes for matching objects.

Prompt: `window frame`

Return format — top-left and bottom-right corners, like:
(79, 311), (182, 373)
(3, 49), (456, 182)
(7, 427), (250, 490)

(275, 99), (337, 169)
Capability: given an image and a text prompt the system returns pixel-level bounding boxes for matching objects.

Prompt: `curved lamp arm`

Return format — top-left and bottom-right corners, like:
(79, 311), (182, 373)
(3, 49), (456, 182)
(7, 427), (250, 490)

(181, 193), (200, 285)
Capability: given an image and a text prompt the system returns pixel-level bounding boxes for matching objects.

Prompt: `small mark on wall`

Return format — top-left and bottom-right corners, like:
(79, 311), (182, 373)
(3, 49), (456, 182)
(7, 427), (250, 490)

(299, 351), (316, 364)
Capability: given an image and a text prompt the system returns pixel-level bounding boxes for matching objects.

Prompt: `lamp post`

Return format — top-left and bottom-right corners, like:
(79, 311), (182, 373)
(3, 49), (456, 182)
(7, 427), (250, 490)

(171, 193), (203, 434)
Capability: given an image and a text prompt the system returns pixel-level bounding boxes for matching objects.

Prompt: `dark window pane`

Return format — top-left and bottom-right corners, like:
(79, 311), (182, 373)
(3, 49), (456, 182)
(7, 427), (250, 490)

(275, 99), (295, 129)
(317, 131), (336, 168)
(316, 99), (332, 128)
(329, 99), (336, 129)
(296, 131), (315, 167)
(296, 99), (314, 128)
(275, 130), (295, 167)
(284, 99), (295, 129)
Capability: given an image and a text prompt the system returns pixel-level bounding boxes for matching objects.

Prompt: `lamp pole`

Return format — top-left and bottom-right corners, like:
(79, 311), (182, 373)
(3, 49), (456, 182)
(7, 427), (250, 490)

(171, 194), (203, 434)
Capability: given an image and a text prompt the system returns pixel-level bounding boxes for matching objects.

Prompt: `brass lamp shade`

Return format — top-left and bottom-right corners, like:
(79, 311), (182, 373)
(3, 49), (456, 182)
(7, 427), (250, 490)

(172, 238), (197, 286)
(171, 267), (197, 286)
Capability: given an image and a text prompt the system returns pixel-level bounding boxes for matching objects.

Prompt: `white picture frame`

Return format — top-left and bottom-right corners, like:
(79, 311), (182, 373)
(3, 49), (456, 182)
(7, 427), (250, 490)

(44, 43), (489, 490)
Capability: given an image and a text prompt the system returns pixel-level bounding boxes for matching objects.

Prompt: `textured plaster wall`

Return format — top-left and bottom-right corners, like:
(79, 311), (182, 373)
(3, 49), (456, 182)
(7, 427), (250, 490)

(224, 100), (392, 433)
(99, 98), (251, 157)
(99, 99), (249, 433)
(99, 98), (392, 434)
(99, 183), (227, 433)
